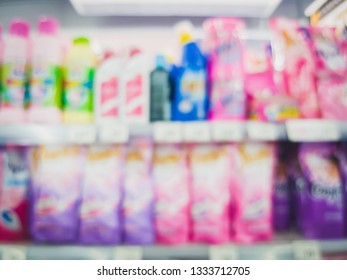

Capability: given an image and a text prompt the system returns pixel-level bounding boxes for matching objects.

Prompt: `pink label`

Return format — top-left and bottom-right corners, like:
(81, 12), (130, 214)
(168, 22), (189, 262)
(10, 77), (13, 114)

(126, 75), (143, 116)
(101, 77), (119, 117)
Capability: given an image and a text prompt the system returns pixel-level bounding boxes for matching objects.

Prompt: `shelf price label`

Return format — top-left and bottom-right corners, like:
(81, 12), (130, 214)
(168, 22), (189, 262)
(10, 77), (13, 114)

(212, 122), (245, 142)
(153, 122), (183, 143)
(114, 246), (143, 260)
(68, 125), (96, 144)
(247, 121), (286, 141)
(293, 241), (321, 260)
(209, 245), (239, 260)
(286, 120), (340, 142)
(99, 124), (129, 143)
(1, 246), (27, 260)
(183, 122), (211, 143)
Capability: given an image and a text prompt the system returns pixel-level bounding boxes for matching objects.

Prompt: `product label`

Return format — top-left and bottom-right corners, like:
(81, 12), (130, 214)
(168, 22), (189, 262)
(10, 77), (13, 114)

(64, 64), (94, 112)
(125, 75), (143, 117)
(101, 77), (119, 117)
(30, 61), (61, 108)
(1, 63), (27, 108)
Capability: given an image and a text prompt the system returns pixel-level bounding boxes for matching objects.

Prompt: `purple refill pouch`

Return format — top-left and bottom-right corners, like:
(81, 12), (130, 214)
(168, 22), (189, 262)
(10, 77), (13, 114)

(79, 146), (124, 245)
(122, 137), (154, 245)
(273, 143), (292, 232)
(298, 143), (344, 239)
(337, 142), (347, 235)
(29, 146), (84, 243)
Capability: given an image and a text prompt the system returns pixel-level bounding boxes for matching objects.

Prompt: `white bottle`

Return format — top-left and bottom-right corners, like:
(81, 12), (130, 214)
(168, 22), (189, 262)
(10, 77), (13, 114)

(95, 54), (125, 124)
(121, 49), (150, 124)
(29, 17), (63, 123)
(0, 20), (30, 124)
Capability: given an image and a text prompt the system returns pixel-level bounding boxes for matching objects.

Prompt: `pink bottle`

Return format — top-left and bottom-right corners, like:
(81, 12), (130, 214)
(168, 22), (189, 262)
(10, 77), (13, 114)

(153, 144), (190, 244)
(28, 17), (63, 123)
(0, 20), (30, 124)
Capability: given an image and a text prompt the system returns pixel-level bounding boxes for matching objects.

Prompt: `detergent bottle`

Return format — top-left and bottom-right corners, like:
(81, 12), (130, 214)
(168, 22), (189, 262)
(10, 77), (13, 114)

(0, 20), (30, 123)
(29, 17), (63, 123)
(63, 36), (96, 123)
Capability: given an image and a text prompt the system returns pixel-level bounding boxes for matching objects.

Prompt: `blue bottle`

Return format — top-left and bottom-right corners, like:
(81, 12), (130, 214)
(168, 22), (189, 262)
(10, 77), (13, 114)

(172, 42), (208, 121)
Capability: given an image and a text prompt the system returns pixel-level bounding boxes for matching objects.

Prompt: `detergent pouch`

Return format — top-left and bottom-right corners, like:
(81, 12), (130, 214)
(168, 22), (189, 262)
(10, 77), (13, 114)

(270, 18), (320, 118)
(153, 144), (190, 244)
(29, 146), (84, 243)
(337, 142), (347, 235)
(273, 144), (291, 232)
(79, 146), (124, 244)
(298, 143), (344, 239)
(189, 144), (231, 244)
(230, 143), (275, 243)
(122, 137), (154, 244)
(0, 146), (29, 241)
(203, 18), (246, 120)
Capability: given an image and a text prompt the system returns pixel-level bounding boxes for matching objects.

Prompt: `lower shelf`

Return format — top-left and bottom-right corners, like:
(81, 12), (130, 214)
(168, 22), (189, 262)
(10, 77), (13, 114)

(1, 234), (347, 260)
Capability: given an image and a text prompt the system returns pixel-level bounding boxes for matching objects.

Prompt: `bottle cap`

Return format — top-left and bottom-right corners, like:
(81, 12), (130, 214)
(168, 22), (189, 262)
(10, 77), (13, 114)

(73, 36), (90, 45)
(38, 17), (59, 35)
(9, 19), (30, 38)
(155, 55), (167, 69)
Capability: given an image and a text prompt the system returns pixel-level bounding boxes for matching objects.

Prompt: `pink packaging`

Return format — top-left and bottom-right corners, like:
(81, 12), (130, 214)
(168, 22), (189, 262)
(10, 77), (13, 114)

(189, 144), (231, 244)
(270, 18), (321, 118)
(0, 146), (29, 241)
(230, 143), (275, 244)
(203, 18), (246, 120)
(153, 144), (190, 244)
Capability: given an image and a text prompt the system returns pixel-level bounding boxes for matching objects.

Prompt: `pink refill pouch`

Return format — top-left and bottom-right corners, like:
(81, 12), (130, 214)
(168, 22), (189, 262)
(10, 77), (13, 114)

(203, 18), (246, 120)
(189, 144), (231, 244)
(230, 143), (275, 244)
(153, 144), (190, 244)
(270, 18), (321, 118)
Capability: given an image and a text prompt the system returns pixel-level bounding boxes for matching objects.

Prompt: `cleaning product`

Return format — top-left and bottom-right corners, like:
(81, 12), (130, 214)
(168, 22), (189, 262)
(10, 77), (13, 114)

(28, 17), (63, 123)
(122, 137), (154, 244)
(203, 18), (246, 120)
(0, 146), (29, 241)
(29, 146), (84, 243)
(230, 143), (275, 244)
(172, 25), (208, 121)
(63, 37), (96, 123)
(150, 55), (171, 122)
(189, 144), (231, 244)
(79, 146), (124, 244)
(0, 20), (30, 124)
(153, 144), (190, 244)
(298, 143), (344, 239)
(121, 49), (150, 123)
(95, 54), (124, 123)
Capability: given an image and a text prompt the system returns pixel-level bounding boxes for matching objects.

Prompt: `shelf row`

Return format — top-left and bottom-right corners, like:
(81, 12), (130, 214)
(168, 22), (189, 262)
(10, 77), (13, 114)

(0, 120), (346, 145)
(1, 236), (347, 260)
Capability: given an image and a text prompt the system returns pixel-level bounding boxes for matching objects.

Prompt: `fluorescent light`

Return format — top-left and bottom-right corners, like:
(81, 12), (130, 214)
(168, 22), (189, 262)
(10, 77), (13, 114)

(304, 0), (328, 17)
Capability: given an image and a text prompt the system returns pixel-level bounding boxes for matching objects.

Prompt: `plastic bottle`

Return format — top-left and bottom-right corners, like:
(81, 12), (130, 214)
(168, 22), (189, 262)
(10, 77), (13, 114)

(28, 17), (63, 123)
(95, 54), (124, 124)
(121, 49), (150, 123)
(0, 20), (30, 124)
(150, 55), (171, 122)
(172, 30), (207, 121)
(63, 37), (96, 123)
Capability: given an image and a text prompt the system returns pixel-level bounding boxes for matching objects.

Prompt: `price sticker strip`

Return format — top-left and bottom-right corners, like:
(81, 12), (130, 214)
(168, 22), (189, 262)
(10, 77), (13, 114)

(99, 124), (129, 144)
(153, 122), (183, 143)
(286, 120), (340, 142)
(114, 246), (143, 260)
(183, 122), (211, 143)
(247, 121), (286, 141)
(293, 240), (321, 260)
(209, 245), (239, 260)
(211, 122), (246, 142)
(67, 125), (97, 144)
(0, 245), (27, 260)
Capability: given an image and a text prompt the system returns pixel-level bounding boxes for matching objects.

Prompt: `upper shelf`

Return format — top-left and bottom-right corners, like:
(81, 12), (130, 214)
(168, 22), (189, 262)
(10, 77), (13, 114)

(70, 0), (283, 18)
(0, 120), (346, 145)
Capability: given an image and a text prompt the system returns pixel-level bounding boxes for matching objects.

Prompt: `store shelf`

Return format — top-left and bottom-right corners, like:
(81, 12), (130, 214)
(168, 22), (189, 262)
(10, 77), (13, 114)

(0, 121), (346, 145)
(1, 235), (347, 260)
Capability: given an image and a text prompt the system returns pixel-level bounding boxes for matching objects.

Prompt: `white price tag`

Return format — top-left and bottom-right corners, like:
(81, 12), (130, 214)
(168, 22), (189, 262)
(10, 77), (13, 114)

(286, 120), (340, 142)
(247, 121), (285, 141)
(293, 241), (321, 260)
(183, 122), (211, 142)
(99, 124), (129, 143)
(153, 122), (183, 143)
(68, 126), (96, 144)
(212, 122), (245, 142)
(1, 246), (27, 260)
(114, 246), (143, 260)
(209, 245), (239, 260)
